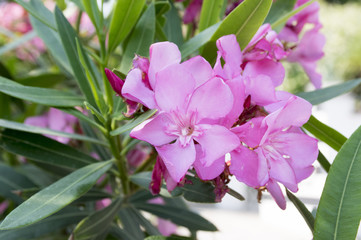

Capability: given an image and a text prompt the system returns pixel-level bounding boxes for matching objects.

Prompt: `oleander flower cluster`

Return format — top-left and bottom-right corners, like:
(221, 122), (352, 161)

(106, 24), (319, 209)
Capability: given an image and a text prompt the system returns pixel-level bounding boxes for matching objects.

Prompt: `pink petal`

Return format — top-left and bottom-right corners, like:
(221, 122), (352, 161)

(244, 75), (277, 106)
(24, 115), (48, 128)
(194, 124), (240, 167)
(156, 139), (196, 182)
(149, 42), (181, 88)
(122, 68), (157, 109)
(267, 179), (286, 210)
(48, 108), (67, 131)
(181, 56), (213, 88)
(229, 146), (269, 188)
(272, 132), (318, 169)
(216, 34), (243, 78)
(194, 145), (225, 180)
(294, 166), (314, 183)
(300, 60), (322, 89)
(183, 0), (202, 24)
(243, 59), (285, 87)
(105, 68), (124, 96)
(231, 117), (266, 149)
(155, 64), (195, 113)
(158, 218), (178, 236)
(130, 113), (177, 146)
(187, 77), (233, 120)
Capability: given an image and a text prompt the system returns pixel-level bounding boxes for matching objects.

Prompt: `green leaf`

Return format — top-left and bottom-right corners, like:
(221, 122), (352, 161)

(314, 125), (361, 239)
(108, 0), (146, 53)
(133, 203), (217, 232)
(119, 3), (156, 74)
(286, 189), (314, 232)
(0, 129), (97, 172)
(198, 0), (223, 32)
(0, 208), (90, 240)
(16, 73), (65, 88)
(303, 115), (347, 152)
(109, 224), (136, 240)
(182, 176), (216, 203)
(264, 0), (296, 25)
(59, 107), (105, 132)
(55, 7), (97, 107)
(0, 118), (108, 146)
(130, 208), (161, 236)
(0, 31), (36, 56)
(72, 198), (122, 240)
(145, 236), (193, 240)
(297, 79), (361, 106)
(110, 109), (157, 136)
(15, 0), (56, 30)
(317, 151), (331, 173)
(180, 22), (220, 59)
(0, 164), (36, 204)
(30, 15), (72, 74)
(164, 1), (183, 47)
(118, 207), (145, 240)
(271, 0), (315, 32)
(0, 160), (113, 230)
(0, 76), (83, 107)
(202, 0), (272, 63)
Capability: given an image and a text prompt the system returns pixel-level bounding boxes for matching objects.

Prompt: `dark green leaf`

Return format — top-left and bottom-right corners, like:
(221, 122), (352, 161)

(108, 0), (146, 53)
(0, 160), (113, 230)
(304, 115), (347, 152)
(286, 189), (314, 232)
(133, 203), (217, 232)
(180, 22), (220, 59)
(16, 73), (65, 88)
(164, 1), (183, 47)
(118, 207), (145, 240)
(119, 3), (156, 74)
(30, 15), (72, 74)
(109, 224), (136, 240)
(202, 0), (272, 63)
(73, 198), (122, 240)
(264, 0), (296, 25)
(317, 151), (331, 173)
(297, 79), (361, 106)
(198, 0), (223, 32)
(182, 176), (216, 203)
(110, 109), (157, 136)
(130, 208), (161, 236)
(0, 208), (90, 240)
(314, 125), (361, 239)
(0, 164), (36, 204)
(0, 129), (97, 172)
(0, 76), (83, 107)
(55, 7), (97, 107)
(227, 187), (245, 201)
(0, 118), (107, 146)
(145, 236), (194, 240)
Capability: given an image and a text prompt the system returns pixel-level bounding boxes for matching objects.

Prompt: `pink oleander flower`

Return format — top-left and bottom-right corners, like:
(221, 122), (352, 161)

(229, 93), (318, 209)
(125, 42), (239, 183)
(148, 197), (177, 236)
(127, 144), (152, 173)
(278, 0), (325, 88)
(175, 0), (203, 24)
(0, 2), (31, 33)
(24, 108), (77, 144)
(0, 200), (9, 215)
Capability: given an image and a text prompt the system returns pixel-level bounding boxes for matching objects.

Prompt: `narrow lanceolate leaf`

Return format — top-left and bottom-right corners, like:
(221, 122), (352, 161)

(108, 0), (146, 53)
(119, 3), (156, 74)
(286, 190), (315, 232)
(317, 151), (331, 173)
(110, 109), (157, 136)
(55, 7), (97, 107)
(271, 0), (315, 32)
(164, 1), (183, 47)
(118, 207), (145, 240)
(198, 0), (224, 32)
(297, 78), (361, 106)
(202, 0), (272, 63)
(134, 203), (217, 232)
(30, 15), (72, 74)
(72, 198), (122, 240)
(304, 115), (347, 152)
(0, 119), (107, 146)
(0, 164), (36, 204)
(0, 31), (36, 55)
(0, 208), (90, 240)
(264, 0), (296, 25)
(0, 129), (97, 171)
(181, 176), (216, 203)
(0, 76), (83, 107)
(314, 126), (361, 240)
(15, 0), (56, 30)
(16, 73), (65, 88)
(0, 160), (113, 230)
(179, 22), (220, 59)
